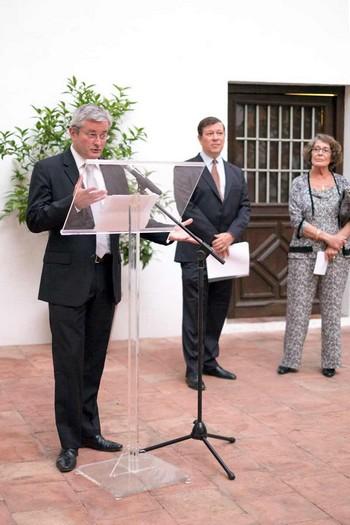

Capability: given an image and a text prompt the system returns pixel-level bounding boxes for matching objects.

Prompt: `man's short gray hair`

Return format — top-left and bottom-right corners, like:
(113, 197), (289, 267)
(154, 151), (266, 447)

(70, 104), (112, 128)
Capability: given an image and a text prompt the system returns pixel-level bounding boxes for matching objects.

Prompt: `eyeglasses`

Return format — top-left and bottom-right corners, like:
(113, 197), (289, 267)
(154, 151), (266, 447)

(312, 146), (331, 154)
(83, 131), (108, 141)
(77, 128), (109, 141)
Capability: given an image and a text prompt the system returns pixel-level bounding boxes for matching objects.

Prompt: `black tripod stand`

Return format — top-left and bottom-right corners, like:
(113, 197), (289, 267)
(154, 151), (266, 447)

(127, 166), (236, 479)
(140, 247), (235, 480)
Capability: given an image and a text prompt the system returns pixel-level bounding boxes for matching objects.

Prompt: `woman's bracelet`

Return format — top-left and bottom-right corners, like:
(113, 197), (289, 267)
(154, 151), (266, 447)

(315, 228), (321, 241)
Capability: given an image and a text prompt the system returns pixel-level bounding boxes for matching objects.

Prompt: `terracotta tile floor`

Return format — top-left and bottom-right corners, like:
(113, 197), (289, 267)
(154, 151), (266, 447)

(1, 326), (350, 524)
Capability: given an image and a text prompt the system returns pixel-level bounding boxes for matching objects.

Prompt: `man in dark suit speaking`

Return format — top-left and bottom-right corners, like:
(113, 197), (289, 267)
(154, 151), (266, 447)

(175, 116), (250, 390)
(26, 104), (194, 472)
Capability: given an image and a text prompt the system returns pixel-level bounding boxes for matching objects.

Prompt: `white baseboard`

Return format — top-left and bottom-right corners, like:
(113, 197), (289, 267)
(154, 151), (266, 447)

(222, 317), (350, 334)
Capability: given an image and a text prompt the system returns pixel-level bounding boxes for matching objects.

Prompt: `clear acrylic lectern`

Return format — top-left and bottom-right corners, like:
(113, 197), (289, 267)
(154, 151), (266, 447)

(61, 160), (204, 498)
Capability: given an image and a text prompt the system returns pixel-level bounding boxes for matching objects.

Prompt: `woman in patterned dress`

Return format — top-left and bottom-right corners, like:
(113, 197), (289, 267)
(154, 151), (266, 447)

(278, 134), (350, 377)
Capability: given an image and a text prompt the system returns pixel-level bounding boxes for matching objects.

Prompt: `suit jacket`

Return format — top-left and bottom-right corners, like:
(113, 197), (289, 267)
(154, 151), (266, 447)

(175, 154), (250, 262)
(26, 149), (168, 307)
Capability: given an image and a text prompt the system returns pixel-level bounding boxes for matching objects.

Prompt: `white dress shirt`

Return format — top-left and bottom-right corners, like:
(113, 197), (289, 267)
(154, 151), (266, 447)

(70, 146), (110, 257)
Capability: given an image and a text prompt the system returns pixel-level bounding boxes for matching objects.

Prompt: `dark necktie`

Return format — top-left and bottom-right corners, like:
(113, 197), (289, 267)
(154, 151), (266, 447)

(211, 159), (222, 200)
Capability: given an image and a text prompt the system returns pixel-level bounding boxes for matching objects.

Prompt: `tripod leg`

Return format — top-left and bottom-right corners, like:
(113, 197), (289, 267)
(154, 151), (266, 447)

(207, 433), (235, 443)
(202, 437), (235, 480)
(140, 434), (192, 453)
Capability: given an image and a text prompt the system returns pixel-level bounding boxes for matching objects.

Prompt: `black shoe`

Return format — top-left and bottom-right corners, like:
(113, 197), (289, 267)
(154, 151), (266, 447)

(81, 434), (123, 452)
(56, 448), (78, 473)
(322, 368), (336, 377)
(277, 366), (298, 375)
(203, 365), (236, 380)
(186, 374), (206, 390)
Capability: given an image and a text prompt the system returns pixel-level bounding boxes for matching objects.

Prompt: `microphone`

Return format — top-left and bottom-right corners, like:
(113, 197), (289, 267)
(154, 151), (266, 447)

(125, 166), (162, 196)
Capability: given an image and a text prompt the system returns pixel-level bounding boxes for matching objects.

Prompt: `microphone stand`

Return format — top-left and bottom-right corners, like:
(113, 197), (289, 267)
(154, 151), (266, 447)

(130, 169), (235, 480)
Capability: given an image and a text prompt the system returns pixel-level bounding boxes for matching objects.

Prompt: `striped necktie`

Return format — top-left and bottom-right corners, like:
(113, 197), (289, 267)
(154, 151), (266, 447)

(211, 159), (222, 200)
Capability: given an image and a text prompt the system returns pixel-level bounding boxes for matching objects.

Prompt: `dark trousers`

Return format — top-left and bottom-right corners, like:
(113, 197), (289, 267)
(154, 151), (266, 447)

(49, 259), (115, 449)
(181, 262), (232, 377)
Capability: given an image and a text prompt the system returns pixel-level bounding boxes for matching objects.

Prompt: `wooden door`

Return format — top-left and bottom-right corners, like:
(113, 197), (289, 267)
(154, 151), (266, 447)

(227, 84), (344, 318)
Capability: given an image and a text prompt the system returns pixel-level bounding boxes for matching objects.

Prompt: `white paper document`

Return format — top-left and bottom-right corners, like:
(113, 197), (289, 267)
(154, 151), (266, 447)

(207, 242), (250, 282)
(313, 251), (328, 275)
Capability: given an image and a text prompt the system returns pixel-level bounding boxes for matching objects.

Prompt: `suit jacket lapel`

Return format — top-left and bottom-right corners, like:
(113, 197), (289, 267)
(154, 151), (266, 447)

(63, 148), (80, 186)
(62, 149), (95, 226)
(203, 166), (222, 201)
(223, 161), (233, 201)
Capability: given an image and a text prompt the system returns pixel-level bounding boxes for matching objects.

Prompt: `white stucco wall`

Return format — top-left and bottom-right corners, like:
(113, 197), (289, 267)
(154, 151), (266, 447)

(1, 0), (350, 344)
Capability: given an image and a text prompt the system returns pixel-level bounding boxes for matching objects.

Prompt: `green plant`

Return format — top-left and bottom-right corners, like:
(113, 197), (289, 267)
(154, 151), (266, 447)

(0, 75), (155, 267)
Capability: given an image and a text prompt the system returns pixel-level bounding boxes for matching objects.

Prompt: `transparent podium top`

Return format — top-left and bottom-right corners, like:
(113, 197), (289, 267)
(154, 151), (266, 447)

(61, 160), (204, 234)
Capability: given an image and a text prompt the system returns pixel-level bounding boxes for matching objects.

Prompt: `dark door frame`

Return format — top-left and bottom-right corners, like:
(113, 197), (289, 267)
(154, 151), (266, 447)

(227, 82), (345, 319)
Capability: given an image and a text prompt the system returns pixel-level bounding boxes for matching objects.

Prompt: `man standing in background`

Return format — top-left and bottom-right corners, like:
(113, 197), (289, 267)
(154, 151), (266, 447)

(175, 116), (250, 390)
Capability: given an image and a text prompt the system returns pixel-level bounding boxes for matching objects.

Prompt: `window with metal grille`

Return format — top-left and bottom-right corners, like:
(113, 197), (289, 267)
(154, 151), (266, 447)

(235, 103), (324, 204)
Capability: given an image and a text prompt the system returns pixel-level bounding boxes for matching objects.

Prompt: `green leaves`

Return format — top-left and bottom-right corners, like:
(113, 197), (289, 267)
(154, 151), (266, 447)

(0, 76), (153, 267)
(119, 237), (153, 269)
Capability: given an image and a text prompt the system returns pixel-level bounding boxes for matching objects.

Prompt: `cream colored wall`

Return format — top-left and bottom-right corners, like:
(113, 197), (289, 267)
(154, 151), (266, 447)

(0, 0), (350, 344)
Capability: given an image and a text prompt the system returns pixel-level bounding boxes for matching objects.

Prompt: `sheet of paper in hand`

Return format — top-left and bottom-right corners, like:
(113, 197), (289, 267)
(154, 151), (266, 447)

(207, 242), (250, 282)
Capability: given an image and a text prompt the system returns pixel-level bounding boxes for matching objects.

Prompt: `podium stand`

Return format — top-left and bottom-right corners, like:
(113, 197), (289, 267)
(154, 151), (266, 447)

(61, 160), (204, 498)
